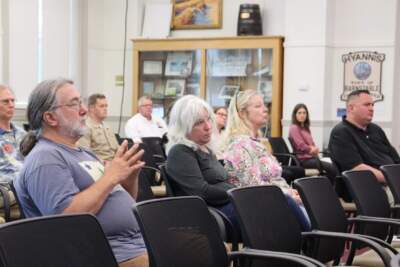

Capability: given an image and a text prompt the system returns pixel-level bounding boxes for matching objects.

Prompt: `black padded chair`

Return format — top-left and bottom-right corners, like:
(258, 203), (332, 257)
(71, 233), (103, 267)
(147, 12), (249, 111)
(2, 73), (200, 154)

(0, 213), (118, 267)
(114, 133), (134, 148)
(136, 166), (159, 202)
(160, 164), (238, 247)
(133, 196), (324, 267)
(294, 176), (397, 266)
(269, 137), (301, 166)
(381, 164), (400, 205)
(229, 184), (392, 266)
(160, 164), (178, 197)
(268, 137), (307, 183)
(141, 137), (166, 165)
(342, 170), (400, 242)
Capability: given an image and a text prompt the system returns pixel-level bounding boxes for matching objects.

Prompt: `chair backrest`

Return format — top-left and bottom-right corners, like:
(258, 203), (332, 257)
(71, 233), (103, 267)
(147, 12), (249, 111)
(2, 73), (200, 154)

(381, 164), (400, 204)
(0, 214), (118, 267)
(137, 166), (156, 202)
(293, 177), (348, 262)
(133, 196), (229, 267)
(269, 137), (293, 165)
(228, 185), (302, 254)
(114, 133), (134, 147)
(269, 137), (291, 154)
(160, 164), (177, 197)
(342, 170), (391, 240)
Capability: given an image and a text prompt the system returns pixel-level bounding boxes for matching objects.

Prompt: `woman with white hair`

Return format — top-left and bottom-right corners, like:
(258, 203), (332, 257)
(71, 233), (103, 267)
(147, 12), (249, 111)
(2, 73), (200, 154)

(221, 89), (310, 230)
(166, 95), (236, 222)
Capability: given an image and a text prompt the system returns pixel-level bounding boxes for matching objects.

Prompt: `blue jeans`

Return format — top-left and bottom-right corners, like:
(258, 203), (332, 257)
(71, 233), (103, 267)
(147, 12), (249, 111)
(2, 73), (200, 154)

(215, 202), (240, 231)
(285, 194), (311, 231)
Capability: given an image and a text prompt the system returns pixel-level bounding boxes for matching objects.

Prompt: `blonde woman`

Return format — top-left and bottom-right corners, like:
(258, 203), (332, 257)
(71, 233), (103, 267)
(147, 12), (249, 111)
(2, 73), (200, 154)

(221, 90), (310, 230)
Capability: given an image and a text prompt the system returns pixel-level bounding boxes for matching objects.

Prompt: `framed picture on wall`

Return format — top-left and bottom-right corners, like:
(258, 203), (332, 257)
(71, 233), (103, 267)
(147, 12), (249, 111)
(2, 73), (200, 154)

(165, 52), (193, 76)
(142, 60), (163, 75)
(165, 79), (186, 97)
(142, 81), (154, 96)
(218, 85), (240, 99)
(172, 0), (222, 30)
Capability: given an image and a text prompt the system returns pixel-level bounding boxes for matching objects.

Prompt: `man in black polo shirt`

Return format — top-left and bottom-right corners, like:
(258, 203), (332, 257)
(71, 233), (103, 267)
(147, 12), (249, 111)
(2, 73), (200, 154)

(329, 90), (400, 199)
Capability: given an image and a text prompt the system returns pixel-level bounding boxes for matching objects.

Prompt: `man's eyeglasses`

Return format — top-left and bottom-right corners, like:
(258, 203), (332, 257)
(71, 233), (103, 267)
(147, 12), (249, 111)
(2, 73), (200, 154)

(51, 99), (84, 111)
(0, 98), (15, 105)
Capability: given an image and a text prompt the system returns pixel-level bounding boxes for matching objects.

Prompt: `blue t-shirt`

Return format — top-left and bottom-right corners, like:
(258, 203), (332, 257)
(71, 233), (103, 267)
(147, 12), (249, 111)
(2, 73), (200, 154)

(15, 138), (146, 262)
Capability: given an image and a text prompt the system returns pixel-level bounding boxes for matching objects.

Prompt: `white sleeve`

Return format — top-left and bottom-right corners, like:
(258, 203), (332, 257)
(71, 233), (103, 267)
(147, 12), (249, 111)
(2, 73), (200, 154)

(158, 118), (168, 135)
(124, 118), (142, 142)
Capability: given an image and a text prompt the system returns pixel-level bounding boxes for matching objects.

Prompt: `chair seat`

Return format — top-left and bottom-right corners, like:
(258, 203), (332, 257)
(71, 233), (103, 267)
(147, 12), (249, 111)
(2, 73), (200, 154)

(305, 169), (320, 176)
(151, 185), (166, 197)
(352, 247), (398, 267)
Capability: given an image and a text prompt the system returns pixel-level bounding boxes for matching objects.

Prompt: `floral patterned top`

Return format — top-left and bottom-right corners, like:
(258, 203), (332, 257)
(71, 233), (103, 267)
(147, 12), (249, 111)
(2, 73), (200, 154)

(0, 123), (25, 183)
(223, 135), (290, 191)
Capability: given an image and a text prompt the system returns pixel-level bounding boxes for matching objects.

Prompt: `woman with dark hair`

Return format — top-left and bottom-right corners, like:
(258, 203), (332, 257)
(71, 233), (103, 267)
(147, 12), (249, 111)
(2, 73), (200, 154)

(288, 103), (337, 183)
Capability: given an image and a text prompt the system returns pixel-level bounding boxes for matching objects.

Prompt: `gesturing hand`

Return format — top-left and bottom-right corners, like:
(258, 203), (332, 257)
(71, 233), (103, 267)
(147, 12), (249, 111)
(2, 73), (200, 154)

(104, 140), (145, 185)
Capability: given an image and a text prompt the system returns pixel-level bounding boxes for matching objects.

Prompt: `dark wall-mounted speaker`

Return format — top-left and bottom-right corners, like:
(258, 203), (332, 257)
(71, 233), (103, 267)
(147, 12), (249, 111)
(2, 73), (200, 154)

(237, 4), (262, 36)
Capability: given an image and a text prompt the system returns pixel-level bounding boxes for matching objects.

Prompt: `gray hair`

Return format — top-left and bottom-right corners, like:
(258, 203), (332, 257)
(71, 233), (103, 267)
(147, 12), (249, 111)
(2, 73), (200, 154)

(0, 84), (14, 95)
(138, 95), (152, 106)
(166, 95), (216, 154)
(20, 78), (74, 156)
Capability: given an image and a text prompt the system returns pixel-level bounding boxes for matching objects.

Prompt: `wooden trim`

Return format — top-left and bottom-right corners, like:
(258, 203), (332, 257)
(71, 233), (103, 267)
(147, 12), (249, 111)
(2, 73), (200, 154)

(131, 36), (284, 136)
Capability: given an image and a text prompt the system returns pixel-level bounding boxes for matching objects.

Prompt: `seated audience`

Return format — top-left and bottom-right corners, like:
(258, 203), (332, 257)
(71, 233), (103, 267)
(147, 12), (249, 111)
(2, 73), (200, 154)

(289, 103), (337, 183)
(125, 96), (167, 143)
(221, 89), (310, 230)
(15, 78), (148, 267)
(329, 89), (400, 202)
(212, 106), (227, 159)
(79, 93), (119, 161)
(166, 95), (237, 225)
(0, 85), (25, 183)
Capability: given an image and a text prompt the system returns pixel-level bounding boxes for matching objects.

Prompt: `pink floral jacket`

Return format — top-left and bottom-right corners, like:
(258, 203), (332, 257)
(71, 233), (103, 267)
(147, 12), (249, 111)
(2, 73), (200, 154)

(223, 135), (290, 191)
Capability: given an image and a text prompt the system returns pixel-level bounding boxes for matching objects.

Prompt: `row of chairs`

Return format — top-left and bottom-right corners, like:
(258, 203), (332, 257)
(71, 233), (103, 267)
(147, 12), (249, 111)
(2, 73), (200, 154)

(150, 163), (400, 266)
(133, 180), (395, 266)
(1, 166), (400, 266)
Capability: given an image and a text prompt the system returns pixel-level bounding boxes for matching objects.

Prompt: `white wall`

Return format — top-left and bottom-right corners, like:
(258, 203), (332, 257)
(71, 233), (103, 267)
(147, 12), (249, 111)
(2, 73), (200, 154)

(85, 0), (285, 135)
(282, 0), (399, 149)
(2, 0), (399, 147)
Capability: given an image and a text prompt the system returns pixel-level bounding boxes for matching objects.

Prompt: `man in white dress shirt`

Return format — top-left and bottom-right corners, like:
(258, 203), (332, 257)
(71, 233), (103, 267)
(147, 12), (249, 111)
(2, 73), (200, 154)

(125, 96), (167, 143)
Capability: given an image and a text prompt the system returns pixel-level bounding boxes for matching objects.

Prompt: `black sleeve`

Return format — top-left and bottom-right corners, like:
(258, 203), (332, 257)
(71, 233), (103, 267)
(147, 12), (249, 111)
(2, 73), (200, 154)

(329, 126), (363, 171)
(167, 145), (230, 206)
(379, 128), (400, 164)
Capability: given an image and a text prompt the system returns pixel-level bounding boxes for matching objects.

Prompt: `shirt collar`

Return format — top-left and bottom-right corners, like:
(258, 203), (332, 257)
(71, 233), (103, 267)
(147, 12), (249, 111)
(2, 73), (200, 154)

(342, 116), (370, 133)
(0, 123), (16, 135)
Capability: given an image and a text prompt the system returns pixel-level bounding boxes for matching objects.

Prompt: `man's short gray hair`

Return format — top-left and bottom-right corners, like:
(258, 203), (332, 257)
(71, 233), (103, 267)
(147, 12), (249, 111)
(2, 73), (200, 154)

(0, 84), (14, 95)
(138, 95), (152, 106)
(166, 95), (216, 154)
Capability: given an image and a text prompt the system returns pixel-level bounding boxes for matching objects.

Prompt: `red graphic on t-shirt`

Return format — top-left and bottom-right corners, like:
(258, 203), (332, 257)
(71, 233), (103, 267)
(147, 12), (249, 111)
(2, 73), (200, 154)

(3, 144), (13, 154)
